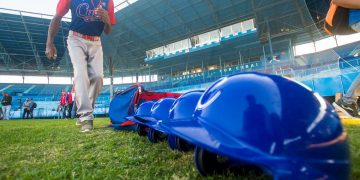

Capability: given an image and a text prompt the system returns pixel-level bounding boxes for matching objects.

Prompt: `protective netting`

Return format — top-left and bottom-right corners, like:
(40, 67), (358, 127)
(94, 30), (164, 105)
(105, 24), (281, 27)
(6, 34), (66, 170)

(261, 0), (360, 81)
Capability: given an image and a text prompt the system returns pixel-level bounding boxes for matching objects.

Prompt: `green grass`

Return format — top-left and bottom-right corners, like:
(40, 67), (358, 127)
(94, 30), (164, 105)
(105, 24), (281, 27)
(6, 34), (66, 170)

(346, 125), (360, 179)
(0, 118), (359, 179)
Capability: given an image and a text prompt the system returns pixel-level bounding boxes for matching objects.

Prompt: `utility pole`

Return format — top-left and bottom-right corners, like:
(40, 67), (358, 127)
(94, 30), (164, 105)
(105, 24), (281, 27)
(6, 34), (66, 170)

(109, 57), (114, 101)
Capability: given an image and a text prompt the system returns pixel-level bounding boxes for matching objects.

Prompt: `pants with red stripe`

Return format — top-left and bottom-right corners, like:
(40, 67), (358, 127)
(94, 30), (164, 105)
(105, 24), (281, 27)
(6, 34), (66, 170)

(67, 35), (103, 122)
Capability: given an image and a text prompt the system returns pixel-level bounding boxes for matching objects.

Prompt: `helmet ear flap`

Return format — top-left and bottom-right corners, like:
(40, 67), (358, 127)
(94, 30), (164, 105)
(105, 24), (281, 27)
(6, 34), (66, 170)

(175, 137), (194, 152)
(194, 147), (267, 177)
(136, 124), (148, 136)
(194, 147), (228, 176)
(147, 128), (167, 143)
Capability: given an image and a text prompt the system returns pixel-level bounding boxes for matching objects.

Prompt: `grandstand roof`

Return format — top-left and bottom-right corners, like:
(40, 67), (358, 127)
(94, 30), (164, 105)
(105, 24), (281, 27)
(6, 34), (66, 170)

(0, 8), (70, 76)
(0, 0), (330, 76)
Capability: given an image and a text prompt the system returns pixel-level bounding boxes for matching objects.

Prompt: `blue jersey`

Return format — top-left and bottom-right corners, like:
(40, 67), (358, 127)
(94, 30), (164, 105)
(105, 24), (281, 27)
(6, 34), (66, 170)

(56, 0), (116, 36)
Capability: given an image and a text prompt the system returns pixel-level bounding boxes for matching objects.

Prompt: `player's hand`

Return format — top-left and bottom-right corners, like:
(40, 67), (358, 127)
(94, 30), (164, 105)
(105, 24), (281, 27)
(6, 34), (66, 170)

(45, 43), (58, 60)
(95, 7), (110, 25)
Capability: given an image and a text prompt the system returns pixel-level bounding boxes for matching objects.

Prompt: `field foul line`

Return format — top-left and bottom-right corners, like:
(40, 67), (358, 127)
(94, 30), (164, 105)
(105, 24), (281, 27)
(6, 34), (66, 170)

(341, 117), (360, 126)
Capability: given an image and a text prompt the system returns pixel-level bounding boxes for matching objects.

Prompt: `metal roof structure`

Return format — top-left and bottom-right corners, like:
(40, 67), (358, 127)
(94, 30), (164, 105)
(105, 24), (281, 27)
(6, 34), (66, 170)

(0, 8), (70, 76)
(0, 0), (330, 76)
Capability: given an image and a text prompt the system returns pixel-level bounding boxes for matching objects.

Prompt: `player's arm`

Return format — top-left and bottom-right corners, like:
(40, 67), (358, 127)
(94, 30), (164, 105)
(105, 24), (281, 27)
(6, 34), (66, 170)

(46, 0), (70, 60)
(332, 0), (360, 9)
(46, 16), (62, 60)
(103, 18), (112, 35)
(95, 0), (116, 35)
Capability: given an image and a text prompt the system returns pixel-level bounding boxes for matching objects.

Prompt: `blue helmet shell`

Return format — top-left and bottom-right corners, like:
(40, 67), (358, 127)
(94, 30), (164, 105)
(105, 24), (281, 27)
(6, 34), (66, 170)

(143, 98), (177, 133)
(127, 101), (155, 124)
(135, 101), (154, 118)
(150, 98), (176, 122)
(164, 91), (204, 151)
(163, 72), (350, 179)
(167, 90), (204, 123)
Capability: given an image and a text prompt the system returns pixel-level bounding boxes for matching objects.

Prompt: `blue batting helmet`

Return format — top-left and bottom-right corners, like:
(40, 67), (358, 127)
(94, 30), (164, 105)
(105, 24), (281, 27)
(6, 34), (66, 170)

(146, 98), (176, 143)
(145, 98), (176, 133)
(163, 72), (350, 179)
(162, 90), (204, 151)
(150, 98), (176, 122)
(166, 90), (204, 122)
(127, 101), (155, 124)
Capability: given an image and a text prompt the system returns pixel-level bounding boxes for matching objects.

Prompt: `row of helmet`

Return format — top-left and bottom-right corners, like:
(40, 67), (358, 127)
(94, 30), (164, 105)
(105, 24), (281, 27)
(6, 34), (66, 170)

(127, 72), (351, 179)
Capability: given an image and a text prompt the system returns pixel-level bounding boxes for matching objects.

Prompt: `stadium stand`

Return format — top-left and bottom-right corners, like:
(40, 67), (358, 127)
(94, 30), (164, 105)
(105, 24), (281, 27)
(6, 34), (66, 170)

(0, 0), (359, 120)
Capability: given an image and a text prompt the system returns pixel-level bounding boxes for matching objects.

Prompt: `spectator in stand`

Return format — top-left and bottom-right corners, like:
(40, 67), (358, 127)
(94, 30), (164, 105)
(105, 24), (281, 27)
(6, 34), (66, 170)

(1, 92), (12, 120)
(29, 99), (36, 119)
(71, 87), (77, 119)
(60, 90), (67, 119)
(0, 102), (3, 120)
(22, 98), (31, 119)
(67, 91), (73, 119)
(56, 105), (63, 119)
(331, 0), (360, 117)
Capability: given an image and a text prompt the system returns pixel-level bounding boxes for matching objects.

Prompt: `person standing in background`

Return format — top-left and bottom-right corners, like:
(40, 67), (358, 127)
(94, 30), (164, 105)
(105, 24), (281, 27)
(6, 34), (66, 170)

(1, 92), (12, 120)
(29, 99), (36, 119)
(0, 102), (3, 120)
(67, 91), (73, 119)
(22, 98), (31, 119)
(60, 90), (67, 119)
(56, 105), (63, 119)
(331, 0), (360, 117)
(70, 87), (77, 119)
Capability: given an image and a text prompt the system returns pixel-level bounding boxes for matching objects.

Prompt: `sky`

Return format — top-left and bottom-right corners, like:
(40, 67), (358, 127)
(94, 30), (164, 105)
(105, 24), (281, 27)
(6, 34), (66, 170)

(0, 0), (70, 18)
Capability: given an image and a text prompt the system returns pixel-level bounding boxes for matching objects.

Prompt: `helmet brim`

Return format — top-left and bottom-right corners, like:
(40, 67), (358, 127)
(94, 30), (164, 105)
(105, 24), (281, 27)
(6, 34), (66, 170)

(126, 115), (156, 125)
(127, 116), (167, 133)
(160, 119), (267, 163)
(147, 121), (167, 134)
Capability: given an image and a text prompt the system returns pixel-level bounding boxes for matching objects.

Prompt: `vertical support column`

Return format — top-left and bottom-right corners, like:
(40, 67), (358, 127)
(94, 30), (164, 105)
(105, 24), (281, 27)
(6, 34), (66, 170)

(186, 62), (189, 83)
(202, 60), (205, 82)
(265, 17), (274, 61)
(136, 72), (139, 83)
(265, 17), (275, 74)
(334, 35), (339, 47)
(170, 66), (173, 86)
(288, 39), (296, 70)
(121, 74), (123, 85)
(157, 71), (159, 83)
(220, 56), (223, 77)
(109, 57), (114, 101)
(238, 51), (242, 72)
(262, 45), (267, 73)
(313, 41), (317, 53)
